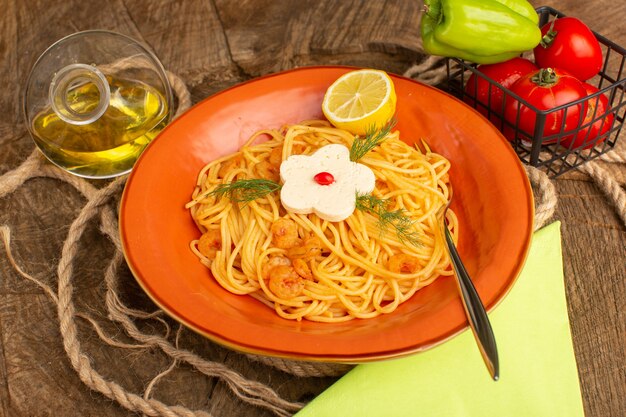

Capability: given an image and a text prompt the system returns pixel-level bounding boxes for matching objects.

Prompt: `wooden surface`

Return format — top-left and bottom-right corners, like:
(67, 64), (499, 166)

(0, 1), (624, 416)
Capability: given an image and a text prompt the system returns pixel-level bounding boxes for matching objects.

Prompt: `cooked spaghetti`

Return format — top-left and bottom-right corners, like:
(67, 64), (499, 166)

(186, 120), (457, 322)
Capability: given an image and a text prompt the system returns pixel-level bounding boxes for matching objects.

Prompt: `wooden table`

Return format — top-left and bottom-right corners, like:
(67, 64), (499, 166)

(1, 1), (624, 416)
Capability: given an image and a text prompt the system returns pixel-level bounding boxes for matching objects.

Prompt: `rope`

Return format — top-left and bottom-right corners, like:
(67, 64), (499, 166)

(0, 59), (623, 416)
(247, 355), (354, 377)
(577, 159), (626, 225)
(525, 165), (558, 231)
(101, 251), (303, 416)
(0, 149), (42, 196)
(403, 55), (448, 86)
(56, 178), (212, 417)
(599, 148), (626, 164)
(0, 69), (302, 417)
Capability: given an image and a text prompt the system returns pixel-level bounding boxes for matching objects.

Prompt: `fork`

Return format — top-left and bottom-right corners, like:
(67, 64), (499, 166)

(438, 192), (499, 381)
(417, 140), (499, 381)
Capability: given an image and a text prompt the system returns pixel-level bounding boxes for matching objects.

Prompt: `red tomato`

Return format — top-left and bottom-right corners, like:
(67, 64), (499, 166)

(504, 68), (588, 143)
(561, 83), (614, 149)
(533, 17), (603, 81)
(464, 58), (538, 118)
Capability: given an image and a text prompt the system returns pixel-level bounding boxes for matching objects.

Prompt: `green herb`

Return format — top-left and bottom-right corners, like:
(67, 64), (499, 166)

(355, 193), (421, 246)
(349, 118), (397, 162)
(210, 179), (282, 203)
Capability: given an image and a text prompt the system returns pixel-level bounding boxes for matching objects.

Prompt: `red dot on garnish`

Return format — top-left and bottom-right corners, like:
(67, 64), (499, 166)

(314, 171), (334, 185)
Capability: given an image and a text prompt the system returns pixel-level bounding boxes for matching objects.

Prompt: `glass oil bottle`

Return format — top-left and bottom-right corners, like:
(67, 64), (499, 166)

(24, 30), (173, 179)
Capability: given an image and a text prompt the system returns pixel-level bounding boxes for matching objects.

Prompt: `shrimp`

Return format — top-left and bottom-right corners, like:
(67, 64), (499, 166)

(292, 258), (313, 280)
(287, 236), (323, 259)
(197, 229), (223, 259)
(268, 265), (305, 299)
(218, 155), (242, 178)
(255, 160), (280, 182)
(271, 218), (301, 249)
(268, 143), (307, 168)
(262, 256), (291, 279)
(388, 254), (420, 274)
(292, 143), (307, 155)
(268, 147), (283, 166)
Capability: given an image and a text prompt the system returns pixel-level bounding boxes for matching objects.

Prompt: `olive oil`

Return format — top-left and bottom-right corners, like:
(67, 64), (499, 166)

(31, 76), (169, 178)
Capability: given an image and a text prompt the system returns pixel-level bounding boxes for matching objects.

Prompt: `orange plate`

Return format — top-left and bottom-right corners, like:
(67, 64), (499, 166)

(120, 66), (534, 362)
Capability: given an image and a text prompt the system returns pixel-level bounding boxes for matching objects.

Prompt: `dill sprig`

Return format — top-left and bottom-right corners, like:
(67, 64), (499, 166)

(349, 118), (397, 162)
(355, 193), (421, 247)
(210, 179), (282, 203)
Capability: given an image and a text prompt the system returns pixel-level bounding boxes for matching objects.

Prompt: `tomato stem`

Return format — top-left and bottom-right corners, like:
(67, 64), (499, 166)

(531, 68), (559, 87)
(540, 18), (558, 48)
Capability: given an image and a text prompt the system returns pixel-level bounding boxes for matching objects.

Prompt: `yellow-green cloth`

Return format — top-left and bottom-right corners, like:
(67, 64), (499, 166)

(295, 222), (584, 417)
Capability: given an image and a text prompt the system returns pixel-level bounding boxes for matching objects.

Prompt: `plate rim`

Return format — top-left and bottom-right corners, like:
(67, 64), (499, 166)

(119, 65), (535, 363)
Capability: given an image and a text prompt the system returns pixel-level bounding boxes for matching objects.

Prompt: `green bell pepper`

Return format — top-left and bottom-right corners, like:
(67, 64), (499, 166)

(421, 0), (541, 64)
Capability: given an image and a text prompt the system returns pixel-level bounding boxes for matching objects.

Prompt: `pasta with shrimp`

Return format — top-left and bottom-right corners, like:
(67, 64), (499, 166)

(186, 120), (457, 322)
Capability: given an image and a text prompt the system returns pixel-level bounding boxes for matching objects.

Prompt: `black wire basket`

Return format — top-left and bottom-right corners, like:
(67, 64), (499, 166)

(444, 6), (625, 177)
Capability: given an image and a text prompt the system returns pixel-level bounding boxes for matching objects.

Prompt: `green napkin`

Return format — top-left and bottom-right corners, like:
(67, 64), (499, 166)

(296, 222), (584, 417)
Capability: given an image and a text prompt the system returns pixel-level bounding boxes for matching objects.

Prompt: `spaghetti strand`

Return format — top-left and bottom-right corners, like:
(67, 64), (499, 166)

(187, 121), (455, 322)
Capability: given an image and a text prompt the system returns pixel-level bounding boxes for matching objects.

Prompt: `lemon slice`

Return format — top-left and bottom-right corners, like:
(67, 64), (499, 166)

(322, 69), (397, 135)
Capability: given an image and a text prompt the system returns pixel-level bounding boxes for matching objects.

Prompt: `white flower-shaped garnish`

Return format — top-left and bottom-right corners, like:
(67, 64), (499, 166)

(279, 144), (375, 222)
